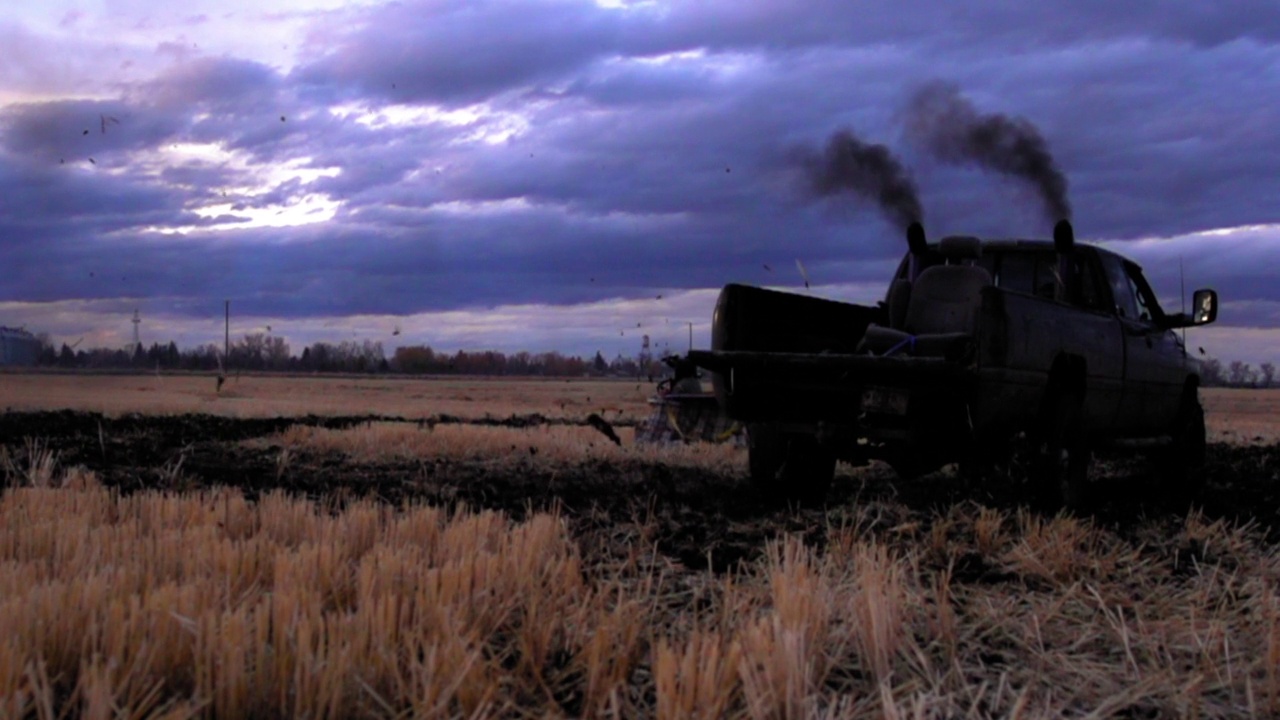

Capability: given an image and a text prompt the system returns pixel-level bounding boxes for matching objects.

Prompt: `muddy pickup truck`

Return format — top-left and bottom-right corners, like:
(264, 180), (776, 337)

(687, 221), (1218, 508)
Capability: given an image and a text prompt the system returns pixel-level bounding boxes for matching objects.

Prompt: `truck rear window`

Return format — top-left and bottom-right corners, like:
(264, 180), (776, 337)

(889, 246), (1108, 313)
(991, 251), (1057, 299)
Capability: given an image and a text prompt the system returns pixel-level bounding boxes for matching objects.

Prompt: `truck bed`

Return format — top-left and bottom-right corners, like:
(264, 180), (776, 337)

(701, 284), (893, 423)
(694, 283), (1078, 431)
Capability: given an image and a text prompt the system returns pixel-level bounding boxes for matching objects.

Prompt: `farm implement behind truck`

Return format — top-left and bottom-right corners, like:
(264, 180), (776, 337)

(634, 356), (745, 446)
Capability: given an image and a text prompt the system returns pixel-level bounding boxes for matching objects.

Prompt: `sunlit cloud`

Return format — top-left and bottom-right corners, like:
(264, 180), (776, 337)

(427, 197), (531, 215)
(125, 143), (342, 232)
(328, 101), (485, 129)
(187, 193), (341, 230)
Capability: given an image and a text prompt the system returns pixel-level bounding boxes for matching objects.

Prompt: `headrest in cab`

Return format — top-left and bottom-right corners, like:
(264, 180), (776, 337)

(938, 235), (982, 260)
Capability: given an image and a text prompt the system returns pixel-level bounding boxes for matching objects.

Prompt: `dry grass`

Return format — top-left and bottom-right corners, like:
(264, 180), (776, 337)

(1, 473), (610, 718)
(262, 421), (746, 471)
(6, 467), (1280, 718)
(1203, 388), (1280, 445)
(0, 438), (60, 488)
(0, 372), (651, 422)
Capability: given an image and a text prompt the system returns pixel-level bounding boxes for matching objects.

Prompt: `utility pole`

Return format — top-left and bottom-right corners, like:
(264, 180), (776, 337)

(688, 322), (693, 352)
(224, 300), (230, 361)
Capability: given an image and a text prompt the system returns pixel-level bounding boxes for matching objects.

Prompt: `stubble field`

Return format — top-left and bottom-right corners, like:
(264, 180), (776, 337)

(1, 372), (1279, 718)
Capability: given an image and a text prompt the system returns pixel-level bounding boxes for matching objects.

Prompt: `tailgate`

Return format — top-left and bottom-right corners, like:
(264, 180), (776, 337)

(688, 349), (972, 424)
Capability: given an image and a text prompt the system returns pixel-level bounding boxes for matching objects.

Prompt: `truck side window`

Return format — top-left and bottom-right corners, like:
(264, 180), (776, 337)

(1099, 253), (1140, 320)
(1128, 275), (1151, 321)
(1123, 262), (1164, 324)
(1073, 254), (1110, 313)
(1032, 252), (1059, 299)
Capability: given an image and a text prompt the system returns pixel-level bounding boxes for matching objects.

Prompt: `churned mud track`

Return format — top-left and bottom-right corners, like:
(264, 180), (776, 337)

(3, 411), (1280, 571)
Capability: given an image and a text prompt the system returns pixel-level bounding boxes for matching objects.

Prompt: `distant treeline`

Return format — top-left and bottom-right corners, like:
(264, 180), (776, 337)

(1200, 357), (1276, 389)
(31, 334), (1272, 385)
(34, 334), (665, 377)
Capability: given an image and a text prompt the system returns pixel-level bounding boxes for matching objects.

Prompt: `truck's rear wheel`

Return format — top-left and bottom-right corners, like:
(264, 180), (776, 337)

(748, 424), (786, 487)
(1035, 390), (1090, 511)
(747, 426), (834, 505)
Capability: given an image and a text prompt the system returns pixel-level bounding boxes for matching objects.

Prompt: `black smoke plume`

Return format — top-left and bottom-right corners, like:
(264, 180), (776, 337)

(905, 82), (1071, 223)
(801, 130), (923, 228)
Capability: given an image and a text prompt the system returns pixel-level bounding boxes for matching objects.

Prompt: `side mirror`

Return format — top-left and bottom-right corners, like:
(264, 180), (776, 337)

(1162, 288), (1218, 329)
(1191, 288), (1218, 325)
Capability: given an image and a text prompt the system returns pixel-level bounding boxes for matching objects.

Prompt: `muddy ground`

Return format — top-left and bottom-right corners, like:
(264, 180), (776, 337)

(3, 410), (1279, 574)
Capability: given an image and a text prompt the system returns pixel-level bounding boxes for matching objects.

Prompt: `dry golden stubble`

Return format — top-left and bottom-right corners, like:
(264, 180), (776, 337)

(0, 473), (610, 718)
(6, 445), (1280, 717)
(264, 421), (746, 471)
(1, 438), (60, 488)
(1202, 387), (1280, 445)
(0, 373), (654, 423)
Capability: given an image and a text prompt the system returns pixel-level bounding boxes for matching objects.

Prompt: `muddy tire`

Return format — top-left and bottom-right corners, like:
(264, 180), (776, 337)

(748, 424), (786, 487)
(747, 426), (834, 505)
(887, 455), (923, 481)
(1157, 395), (1206, 504)
(1034, 390), (1090, 511)
(958, 438), (1015, 488)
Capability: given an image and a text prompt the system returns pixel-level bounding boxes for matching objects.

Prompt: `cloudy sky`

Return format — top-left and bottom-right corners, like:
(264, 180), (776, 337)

(1, 0), (1278, 363)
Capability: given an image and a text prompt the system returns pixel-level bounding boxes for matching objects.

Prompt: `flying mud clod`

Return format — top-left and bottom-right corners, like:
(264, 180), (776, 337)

(586, 413), (622, 446)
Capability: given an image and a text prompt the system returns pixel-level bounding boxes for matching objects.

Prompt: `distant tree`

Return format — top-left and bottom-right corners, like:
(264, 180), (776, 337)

(185, 343), (220, 371)
(1200, 357), (1224, 386)
(34, 333), (55, 366)
(236, 333), (268, 370)
(538, 351), (582, 376)
(131, 343), (145, 366)
(508, 351), (532, 375)
(58, 344), (76, 367)
(593, 351), (608, 374)
(388, 346), (590, 376)
(1228, 360), (1254, 387)
(307, 343), (330, 371)
(609, 353), (638, 377)
(264, 336), (291, 370)
(1261, 362), (1276, 388)
(361, 340), (385, 372)
(392, 345), (434, 374)
(454, 350), (508, 375)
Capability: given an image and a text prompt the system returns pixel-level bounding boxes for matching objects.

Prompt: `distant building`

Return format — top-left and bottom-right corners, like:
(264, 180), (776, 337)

(0, 326), (41, 366)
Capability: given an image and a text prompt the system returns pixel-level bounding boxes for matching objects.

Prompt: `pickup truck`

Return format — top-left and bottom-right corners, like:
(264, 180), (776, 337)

(687, 221), (1218, 508)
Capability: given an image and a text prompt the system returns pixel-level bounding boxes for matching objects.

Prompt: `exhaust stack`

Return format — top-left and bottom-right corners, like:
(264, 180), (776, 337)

(1053, 219), (1075, 302)
(1053, 219), (1074, 253)
(906, 221), (927, 280)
